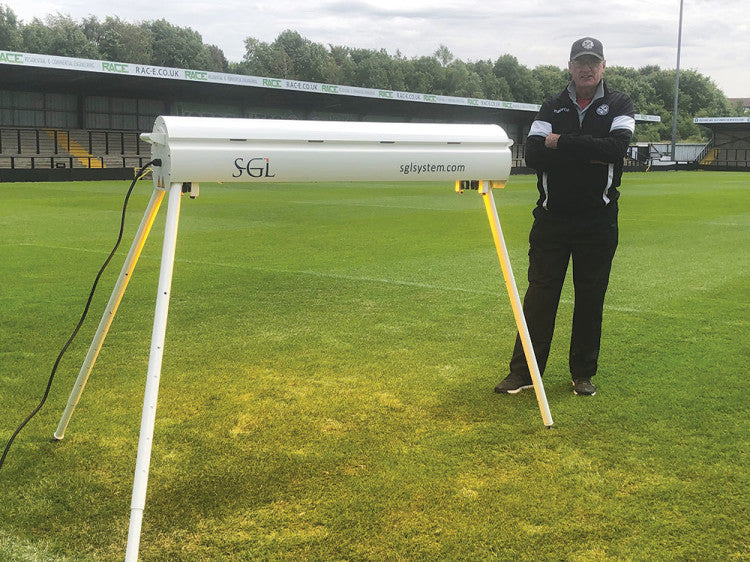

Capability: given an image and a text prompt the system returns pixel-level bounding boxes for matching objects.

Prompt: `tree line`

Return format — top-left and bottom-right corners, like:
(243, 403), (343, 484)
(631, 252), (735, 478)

(0, 6), (743, 141)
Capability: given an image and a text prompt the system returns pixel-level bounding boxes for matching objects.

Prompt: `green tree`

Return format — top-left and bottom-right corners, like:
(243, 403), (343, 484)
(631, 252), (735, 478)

(201, 44), (228, 72)
(240, 36), (273, 75)
(434, 44), (453, 67)
(350, 48), (390, 88)
(493, 54), (539, 102)
(605, 66), (659, 115)
(472, 59), (511, 100)
(443, 60), (483, 97)
(0, 4), (21, 51)
(21, 14), (99, 58)
(730, 99), (748, 116)
(348, 47), (407, 90)
(325, 45), (355, 84)
(83, 16), (153, 64)
(270, 30), (331, 82)
(531, 65), (568, 100)
(678, 70), (733, 117)
(145, 19), (210, 69)
(404, 56), (444, 93)
(241, 32), (322, 79)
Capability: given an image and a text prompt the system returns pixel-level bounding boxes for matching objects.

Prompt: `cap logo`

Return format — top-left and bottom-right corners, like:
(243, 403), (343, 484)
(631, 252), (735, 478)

(596, 104), (610, 116)
(582, 39), (595, 50)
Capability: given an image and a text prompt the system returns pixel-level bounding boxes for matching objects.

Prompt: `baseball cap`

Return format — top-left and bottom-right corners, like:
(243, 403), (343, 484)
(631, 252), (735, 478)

(570, 37), (604, 61)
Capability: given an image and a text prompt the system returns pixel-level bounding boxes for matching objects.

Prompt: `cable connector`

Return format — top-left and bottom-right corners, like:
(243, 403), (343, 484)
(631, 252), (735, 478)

(181, 182), (200, 199)
(455, 180), (480, 194)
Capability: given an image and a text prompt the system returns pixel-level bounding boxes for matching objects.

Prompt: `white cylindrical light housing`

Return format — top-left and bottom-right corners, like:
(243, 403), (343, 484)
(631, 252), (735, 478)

(141, 116), (513, 188)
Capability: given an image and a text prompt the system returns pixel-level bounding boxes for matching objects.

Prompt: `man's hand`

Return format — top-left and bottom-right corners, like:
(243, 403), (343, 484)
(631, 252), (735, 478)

(545, 133), (561, 149)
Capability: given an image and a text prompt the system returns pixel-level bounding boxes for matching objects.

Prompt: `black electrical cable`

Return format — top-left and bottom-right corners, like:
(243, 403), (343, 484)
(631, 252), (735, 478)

(0, 161), (158, 472)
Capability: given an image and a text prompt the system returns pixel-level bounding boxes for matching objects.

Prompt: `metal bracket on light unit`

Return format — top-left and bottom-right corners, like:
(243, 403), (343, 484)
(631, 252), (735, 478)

(455, 179), (507, 194)
(180, 182), (199, 199)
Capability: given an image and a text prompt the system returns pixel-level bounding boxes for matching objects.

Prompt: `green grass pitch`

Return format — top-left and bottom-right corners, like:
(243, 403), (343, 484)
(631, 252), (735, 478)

(0, 172), (748, 560)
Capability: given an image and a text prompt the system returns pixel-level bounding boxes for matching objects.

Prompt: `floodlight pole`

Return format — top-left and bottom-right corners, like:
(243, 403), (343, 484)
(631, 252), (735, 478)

(670, 0), (684, 162)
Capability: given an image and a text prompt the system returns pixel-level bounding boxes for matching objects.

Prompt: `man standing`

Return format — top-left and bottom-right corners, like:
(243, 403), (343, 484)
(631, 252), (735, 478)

(494, 37), (635, 396)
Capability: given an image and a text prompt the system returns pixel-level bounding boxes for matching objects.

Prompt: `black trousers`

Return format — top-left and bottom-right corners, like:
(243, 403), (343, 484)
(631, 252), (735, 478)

(509, 208), (619, 380)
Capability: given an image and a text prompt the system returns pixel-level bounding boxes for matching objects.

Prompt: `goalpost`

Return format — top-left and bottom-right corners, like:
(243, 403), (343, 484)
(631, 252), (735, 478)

(52, 116), (553, 560)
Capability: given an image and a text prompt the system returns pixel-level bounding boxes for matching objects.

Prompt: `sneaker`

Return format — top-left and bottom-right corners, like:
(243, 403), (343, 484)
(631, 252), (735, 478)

(572, 378), (596, 396)
(494, 372), (534, 394)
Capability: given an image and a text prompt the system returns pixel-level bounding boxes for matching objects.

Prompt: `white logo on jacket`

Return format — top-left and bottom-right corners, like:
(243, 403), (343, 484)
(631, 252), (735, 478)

(596, 104), (610, 116)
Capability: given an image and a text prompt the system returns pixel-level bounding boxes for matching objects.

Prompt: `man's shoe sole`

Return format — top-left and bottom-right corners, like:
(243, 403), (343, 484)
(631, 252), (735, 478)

(495, 384), (534, 394)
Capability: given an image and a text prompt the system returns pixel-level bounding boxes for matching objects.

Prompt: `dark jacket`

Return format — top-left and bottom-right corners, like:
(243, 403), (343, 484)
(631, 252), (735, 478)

(525, 81), (635, 217)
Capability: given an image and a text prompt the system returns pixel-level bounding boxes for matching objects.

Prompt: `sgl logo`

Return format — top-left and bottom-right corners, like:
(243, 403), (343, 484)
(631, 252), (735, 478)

(233, 157), (276, 178)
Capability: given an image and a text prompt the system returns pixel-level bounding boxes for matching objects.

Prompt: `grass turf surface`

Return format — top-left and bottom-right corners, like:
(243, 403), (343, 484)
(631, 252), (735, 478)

(0, 172), (748, 560)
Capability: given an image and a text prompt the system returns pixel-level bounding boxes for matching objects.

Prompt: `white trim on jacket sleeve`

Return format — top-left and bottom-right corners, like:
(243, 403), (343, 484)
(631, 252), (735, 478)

(529, 120), (553, 137)
(611, 115), (635, 133)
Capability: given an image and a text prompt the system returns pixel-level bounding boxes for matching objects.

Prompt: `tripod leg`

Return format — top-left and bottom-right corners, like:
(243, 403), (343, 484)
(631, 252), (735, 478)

(53, 188), (166, 441)
(125, 183), (183, 562)
(480, 186), (553, 427)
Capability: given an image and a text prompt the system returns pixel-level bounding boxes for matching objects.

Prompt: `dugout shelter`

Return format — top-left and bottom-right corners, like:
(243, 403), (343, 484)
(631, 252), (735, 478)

(694, 117), (750, 170)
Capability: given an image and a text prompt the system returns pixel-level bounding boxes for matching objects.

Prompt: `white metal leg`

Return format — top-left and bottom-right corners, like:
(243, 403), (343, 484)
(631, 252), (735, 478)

(125, 183), (183, 561)
(480, 186), (553, 427)
(53, 188), (166, 441)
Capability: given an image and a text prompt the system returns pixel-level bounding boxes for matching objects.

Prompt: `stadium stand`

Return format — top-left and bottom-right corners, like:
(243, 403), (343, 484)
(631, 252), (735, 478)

(0, 126), (152, 176)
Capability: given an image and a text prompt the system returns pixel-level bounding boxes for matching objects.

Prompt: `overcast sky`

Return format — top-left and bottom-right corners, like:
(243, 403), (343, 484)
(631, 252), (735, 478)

(5, 0), (749, 98)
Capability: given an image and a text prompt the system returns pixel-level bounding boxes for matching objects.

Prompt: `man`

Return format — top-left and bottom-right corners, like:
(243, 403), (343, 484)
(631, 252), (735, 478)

(494, 37), (635, 396)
